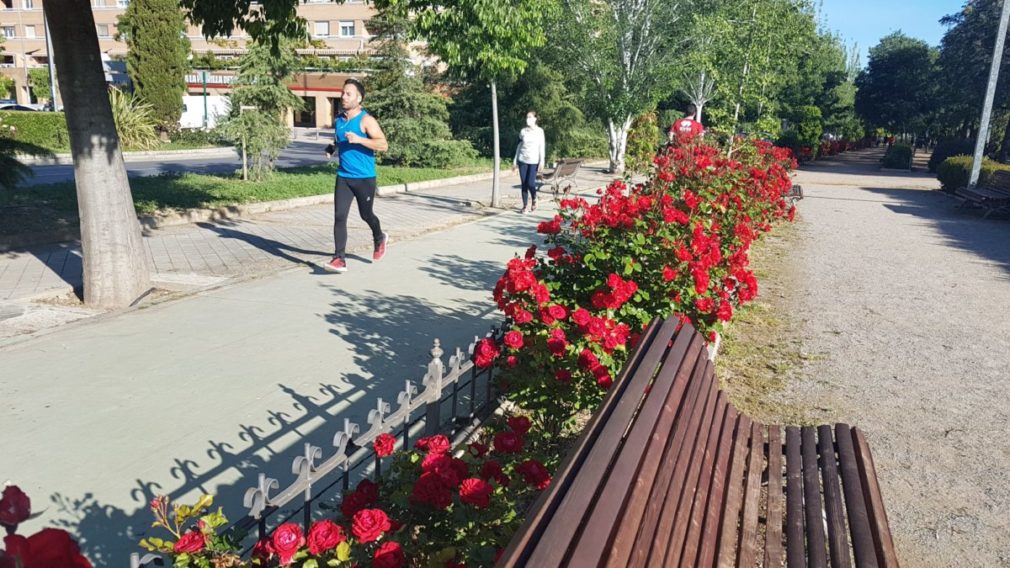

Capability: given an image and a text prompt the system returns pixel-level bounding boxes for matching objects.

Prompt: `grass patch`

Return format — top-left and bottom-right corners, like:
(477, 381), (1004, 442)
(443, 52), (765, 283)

(715, 219), (822, 426)
(8, 161), (492, 216)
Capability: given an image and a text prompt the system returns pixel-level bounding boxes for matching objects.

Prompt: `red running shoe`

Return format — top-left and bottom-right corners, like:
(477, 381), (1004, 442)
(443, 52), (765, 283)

(324, 257), (347, 273)
(373, 233), (389, 261)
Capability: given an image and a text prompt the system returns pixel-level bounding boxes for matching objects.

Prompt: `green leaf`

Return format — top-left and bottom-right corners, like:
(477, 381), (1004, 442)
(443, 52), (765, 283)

(303, 560), (319, 568)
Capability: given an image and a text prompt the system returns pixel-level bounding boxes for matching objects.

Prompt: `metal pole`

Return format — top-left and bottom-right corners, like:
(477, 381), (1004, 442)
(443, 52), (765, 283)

(970, 0), (1010, 187)
(202, 70), (208, 128)
(43, 13), (58, 110)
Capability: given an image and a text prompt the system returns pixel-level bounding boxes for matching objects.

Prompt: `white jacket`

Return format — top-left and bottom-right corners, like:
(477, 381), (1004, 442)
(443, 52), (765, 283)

(514, 126), (546, 166)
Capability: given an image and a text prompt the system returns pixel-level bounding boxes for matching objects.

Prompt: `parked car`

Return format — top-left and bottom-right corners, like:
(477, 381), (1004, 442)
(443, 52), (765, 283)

(0, 104), (38, 112)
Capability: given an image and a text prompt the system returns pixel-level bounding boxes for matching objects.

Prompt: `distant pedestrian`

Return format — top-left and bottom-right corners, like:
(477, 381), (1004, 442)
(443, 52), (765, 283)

(668, 104), (705, 145)
(323, 78), (389, 273)
(513, 110), (546, 214)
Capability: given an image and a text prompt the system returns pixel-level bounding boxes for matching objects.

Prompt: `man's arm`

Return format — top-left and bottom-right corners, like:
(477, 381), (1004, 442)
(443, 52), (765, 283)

(345, 115), (389, 152)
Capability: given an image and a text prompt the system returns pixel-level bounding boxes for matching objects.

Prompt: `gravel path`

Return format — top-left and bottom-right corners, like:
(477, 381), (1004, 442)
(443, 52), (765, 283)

(784, 148), (1010, 567)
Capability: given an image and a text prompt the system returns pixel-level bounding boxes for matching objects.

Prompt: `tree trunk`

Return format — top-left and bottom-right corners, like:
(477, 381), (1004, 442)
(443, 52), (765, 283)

(696, 103), (704, 124)
(45, 0), (150, 308)
(490, 79), (501, 208)
(607, 116), (633, 173)
(999, 115), (1010, 162)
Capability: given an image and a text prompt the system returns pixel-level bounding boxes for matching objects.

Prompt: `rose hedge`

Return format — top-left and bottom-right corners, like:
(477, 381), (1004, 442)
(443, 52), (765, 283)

(139, 139), (798, 567)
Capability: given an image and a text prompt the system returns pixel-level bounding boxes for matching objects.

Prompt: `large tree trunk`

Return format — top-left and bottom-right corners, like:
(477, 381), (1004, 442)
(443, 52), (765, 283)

(490, 79), (502, 208)
(44, 0), (150, 308)
(607, 116), (634, 173)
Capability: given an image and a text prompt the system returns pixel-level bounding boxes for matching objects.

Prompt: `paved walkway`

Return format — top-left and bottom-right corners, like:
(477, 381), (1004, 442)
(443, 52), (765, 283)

(0, 166), (612, 305)
(788, 148), (1010, 567)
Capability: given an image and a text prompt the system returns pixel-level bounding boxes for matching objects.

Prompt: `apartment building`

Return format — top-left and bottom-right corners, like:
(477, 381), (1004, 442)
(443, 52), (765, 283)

(0, 0), (377, 127)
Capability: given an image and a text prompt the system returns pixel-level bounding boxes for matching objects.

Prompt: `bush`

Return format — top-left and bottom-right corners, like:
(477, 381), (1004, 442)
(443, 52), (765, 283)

(0, 110), (69, 151)
(624, 112), (660, 173)
(936, 154), (1010, 193)
(109, 87), (160, 150)
(928, 139), (974, 173)
(171, 127), (230, 147)
(881, 143), (913, 169)
(778, 106), (823, 161)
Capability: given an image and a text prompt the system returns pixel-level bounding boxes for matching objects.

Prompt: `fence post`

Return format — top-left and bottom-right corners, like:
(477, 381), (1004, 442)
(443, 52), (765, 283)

(424, 339), (445, 436)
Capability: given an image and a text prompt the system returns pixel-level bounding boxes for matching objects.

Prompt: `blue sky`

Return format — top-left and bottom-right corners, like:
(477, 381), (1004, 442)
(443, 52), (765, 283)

(819, 0), (964, 67)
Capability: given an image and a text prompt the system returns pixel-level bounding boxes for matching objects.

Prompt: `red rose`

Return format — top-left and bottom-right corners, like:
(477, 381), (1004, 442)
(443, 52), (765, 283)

(0, 485), (30, 527)
(459, 478), (494, 509)
(421, 453), (461, 487)
(506, 355), (518, 367)
(503, 331), (524, 350)
(572, 308), (591, 327)
(516, 459), (552, 490)
(5, 529), (91, 568)
(578, 348), (599, 371)
(467, 442), (488, 458)
(307, 519), (346, 555)
(493, 431), (524, 454)
(716, 301), (733, 321)
(507, 416), (532, 436)
(173, 530), (207, 554)
(352, 509), (392, 543)
(695, 298), (715, 313)
(411, 472), (453, 509)
(373, 433), (396, 458)
(479, 460), (510, 487)
(271, 523), (305, 565)
(662, 266), (678, 282)
(548, 304), (568, 320)
(416, 434), (450, 455)
(474, 337), (500, 368)
(372, 541), (405, 568)
(596, 372), (613, 389)
(341, 479), (379, 520)
(252, 538), (275, 562)
(555, 369), (572, 383)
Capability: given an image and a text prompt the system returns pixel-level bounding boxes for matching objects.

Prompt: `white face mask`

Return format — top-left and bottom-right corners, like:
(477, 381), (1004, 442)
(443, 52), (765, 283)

(526, 116), (536, 127)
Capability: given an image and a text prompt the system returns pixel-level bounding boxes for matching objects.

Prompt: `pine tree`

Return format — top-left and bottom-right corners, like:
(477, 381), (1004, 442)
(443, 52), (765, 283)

(116, 0), (190, 132)
(365, 9), (476, 168)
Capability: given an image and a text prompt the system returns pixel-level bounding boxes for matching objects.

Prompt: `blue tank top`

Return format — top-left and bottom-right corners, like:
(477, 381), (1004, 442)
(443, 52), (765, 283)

(335, 109), (376, 179)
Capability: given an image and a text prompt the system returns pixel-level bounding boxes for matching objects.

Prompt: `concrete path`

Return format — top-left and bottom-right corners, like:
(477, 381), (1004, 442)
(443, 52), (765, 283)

(788, 148), (1010, 567)
(0, 165), (611, 316)
(0, 208), (564, 565)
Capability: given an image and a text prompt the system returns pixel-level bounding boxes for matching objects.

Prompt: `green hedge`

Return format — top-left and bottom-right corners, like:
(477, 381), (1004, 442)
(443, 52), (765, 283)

(936, 154), (1010, 193)
(882, 143), (913, 169)
(928, 139), (974, 173)
(0, 111), (70, 151)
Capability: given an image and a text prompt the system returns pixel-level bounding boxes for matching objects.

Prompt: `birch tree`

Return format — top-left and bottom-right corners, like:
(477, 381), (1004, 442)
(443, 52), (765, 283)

(556, 0), (685, 173)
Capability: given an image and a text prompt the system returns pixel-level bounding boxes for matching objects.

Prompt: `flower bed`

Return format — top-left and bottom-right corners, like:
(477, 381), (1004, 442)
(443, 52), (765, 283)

(134, 139), (798, 568)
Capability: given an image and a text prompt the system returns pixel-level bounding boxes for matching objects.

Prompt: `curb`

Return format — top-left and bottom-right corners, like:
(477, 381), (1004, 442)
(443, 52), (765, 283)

(17, 146), (239, 165)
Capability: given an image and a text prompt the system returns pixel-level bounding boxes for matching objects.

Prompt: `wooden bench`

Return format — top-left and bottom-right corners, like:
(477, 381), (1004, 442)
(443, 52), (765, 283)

(537, 158), (584, 200)
(498, 317), (899, 567)
(955, 170), (1010, 218)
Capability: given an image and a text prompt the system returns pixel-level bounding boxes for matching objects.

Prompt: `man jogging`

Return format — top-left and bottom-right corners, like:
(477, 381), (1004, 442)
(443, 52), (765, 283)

(668, 104), (705, 145)
(323, 78), (389, 273)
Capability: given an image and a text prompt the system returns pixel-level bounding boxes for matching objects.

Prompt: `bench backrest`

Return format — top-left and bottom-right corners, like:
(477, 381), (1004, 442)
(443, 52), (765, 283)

(555, 159), (583, 178)
(497, 317), (900, 568)
(983, 170), (1010, 194)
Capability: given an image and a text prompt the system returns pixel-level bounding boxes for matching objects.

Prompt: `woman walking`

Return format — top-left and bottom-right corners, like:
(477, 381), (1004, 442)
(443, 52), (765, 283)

(513, 111), (546, 213)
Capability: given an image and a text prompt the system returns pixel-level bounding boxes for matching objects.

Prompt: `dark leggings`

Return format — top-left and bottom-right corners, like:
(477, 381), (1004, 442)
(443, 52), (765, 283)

(334, 176), (383, 258)
(518, 161), (539, 207)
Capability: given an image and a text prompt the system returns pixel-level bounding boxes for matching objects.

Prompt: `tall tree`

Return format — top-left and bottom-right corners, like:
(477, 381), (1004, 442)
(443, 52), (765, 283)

(372, 0), (554, 207)
(554, 0), (684, 172)
(44, 0), (150, 308)
(365, 8), (476, 168)
(855, 32), (937, 137)
(116, 0), (191, 132)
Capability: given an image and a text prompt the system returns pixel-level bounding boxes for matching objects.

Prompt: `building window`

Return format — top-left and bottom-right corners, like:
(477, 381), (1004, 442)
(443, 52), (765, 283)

(23, 0), (33, 8)
(1, 27), (15, 39)
(313, 21), (329, 37)
(24, 25), (34, 38)
(97, 24), (110, 38)
(116, 0), (129, 7)
(339, 21), (354, 37)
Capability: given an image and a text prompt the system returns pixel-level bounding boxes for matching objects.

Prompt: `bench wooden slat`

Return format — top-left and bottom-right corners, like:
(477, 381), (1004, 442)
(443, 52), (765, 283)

(834, 424), (877, 567)
(717, 414), (753, 567)
(818, 425), (852, 568)
(785, 426), (805, 568)
(764, 426), (785, 568)
(737, 420), (766, 567)
(595, 331), (703, 568)
(802, 427), (828, 567)
(663, 369), (720, 565)
(679, 392), (730, 567)
(643, 356), (716, 566)
(853, 428), (901, 568)
(695, 404), (739, 568)
(497, 317), (677, 567)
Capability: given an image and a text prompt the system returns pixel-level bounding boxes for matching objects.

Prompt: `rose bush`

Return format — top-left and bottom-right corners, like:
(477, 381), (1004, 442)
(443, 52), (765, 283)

(0, 485), (92, 568)
(140, 138), (797, 567)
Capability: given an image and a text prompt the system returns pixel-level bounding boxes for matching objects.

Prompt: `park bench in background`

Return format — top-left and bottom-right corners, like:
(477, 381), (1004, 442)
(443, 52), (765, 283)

(499, 316), (899, 568)
(537, 158), (584, 200)
(955, 170), (1010, 218)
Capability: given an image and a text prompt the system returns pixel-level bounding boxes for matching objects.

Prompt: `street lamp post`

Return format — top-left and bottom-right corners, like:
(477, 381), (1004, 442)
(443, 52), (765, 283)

(969, 0), (1010, 187)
